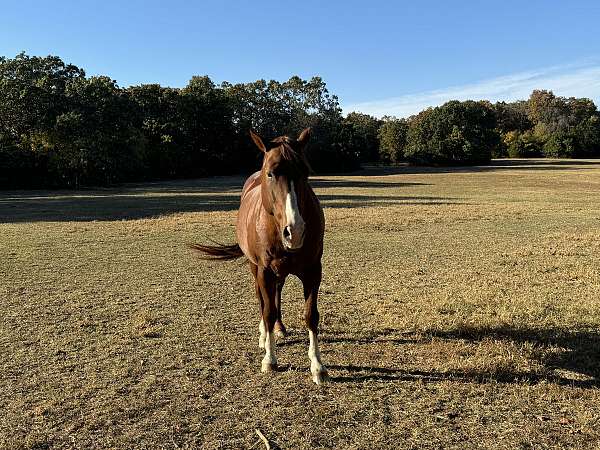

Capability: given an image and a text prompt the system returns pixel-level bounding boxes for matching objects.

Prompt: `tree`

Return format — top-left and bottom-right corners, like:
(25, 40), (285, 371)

(525, 90), (600, 158)
(575, 116), (600, 157)
(343, 112), (382, 162)
(4, 51), (600, 189)
(404, 101), (499, 165)
(542, 131), (577, 158)
(127, 83), (184, 179)
(180, 76), (235, 175)
(378, 117), (409, 163)
(0, 53), (85, 138)
(503, 130), (543, 158)
(0, 53), (86, 187)
(527, 90), (564, 128)
(223, 76), (360, 173)
(52, 76), (140, 187)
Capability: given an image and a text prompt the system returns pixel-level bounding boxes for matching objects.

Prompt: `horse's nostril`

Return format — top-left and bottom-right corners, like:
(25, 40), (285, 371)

(283, 227), (291, 239)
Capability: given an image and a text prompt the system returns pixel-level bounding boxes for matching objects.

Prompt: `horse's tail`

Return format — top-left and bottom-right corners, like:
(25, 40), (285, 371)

(189, 241), (245, 261)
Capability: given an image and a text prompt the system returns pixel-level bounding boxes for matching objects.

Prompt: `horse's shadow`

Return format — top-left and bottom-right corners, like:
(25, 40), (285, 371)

(279, 325), (600, 388)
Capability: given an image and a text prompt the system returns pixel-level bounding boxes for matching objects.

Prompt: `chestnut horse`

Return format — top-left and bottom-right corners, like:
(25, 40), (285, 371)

(192, 128), (327, 384)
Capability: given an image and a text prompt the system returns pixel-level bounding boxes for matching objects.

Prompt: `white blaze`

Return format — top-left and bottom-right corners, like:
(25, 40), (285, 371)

(285, 181), (303, 228)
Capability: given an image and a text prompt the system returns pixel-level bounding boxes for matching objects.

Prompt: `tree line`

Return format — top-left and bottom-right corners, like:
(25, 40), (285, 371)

(0, 53), (365, 188)
(1, 53), (599, 188)
(376, 91), (600, 165)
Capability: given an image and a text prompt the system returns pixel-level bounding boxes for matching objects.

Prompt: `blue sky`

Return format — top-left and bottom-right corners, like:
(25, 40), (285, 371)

(2, 0), (600, 117)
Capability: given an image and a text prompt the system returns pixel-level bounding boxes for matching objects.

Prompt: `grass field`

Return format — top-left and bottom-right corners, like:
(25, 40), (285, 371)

(1, 159), (600, 449)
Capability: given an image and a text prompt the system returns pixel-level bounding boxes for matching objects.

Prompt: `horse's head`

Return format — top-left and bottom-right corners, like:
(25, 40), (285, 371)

(249, 128), (312, 251)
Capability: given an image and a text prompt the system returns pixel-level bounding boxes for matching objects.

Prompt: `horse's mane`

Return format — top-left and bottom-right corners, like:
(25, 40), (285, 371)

(268, 135), (312, 175)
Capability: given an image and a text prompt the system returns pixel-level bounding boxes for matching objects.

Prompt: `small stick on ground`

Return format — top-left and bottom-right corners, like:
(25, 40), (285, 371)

(255, 429), (271, 450)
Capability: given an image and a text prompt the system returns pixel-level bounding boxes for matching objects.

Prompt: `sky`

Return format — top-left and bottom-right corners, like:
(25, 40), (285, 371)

(2, 0), (600, 117)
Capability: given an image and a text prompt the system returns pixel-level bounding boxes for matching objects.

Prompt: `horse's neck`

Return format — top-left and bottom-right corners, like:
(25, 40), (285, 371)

(241, 171), (262, 202)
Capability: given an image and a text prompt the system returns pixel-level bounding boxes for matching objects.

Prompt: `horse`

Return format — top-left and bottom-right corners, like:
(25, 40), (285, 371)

(191, 128), (328, 384)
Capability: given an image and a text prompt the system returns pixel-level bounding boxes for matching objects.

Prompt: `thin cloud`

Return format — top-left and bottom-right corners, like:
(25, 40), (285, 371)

(344, 61), (600, 118)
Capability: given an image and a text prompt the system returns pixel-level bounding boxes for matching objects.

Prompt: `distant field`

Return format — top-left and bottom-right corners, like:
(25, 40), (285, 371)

(1, 159), (600, 449)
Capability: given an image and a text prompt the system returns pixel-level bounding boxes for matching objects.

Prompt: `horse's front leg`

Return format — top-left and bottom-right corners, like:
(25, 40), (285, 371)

(257, 275), (286, 347)
(250, 263), (267, 349)
(301, 264), (328, 385)
(273, 277), (287, 341)
(257, 266), (278, 372)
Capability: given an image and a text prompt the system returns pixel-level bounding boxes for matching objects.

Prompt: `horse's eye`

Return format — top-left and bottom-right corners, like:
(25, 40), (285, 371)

(267, 172), (273, 179)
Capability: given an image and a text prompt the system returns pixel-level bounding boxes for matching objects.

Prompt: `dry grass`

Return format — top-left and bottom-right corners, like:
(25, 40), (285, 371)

(1, 158), (600, 449)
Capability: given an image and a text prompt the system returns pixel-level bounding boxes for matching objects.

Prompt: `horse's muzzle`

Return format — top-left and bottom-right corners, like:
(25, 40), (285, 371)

(282, 223), (305, 250)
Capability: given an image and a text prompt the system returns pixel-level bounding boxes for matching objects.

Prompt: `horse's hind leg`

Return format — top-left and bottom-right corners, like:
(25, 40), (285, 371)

(251, 263), (267, 349)
(301, 264), (328, 385)
(273, 277), (287, 341)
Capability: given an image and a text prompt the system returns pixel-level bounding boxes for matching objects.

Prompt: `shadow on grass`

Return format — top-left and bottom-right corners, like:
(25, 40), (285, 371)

(0, 193), (244, 223)
(2, 158), (598, 222)
(0, 190), (463, 223)
(278, 328), (419, 347)
(325, 365), (582, 386)
(285, 325), (600, 388)
(310, 179), (430, 189)
(429, 325), (600, 388)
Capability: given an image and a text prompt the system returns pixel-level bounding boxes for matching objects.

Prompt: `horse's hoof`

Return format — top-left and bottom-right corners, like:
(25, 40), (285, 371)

(312, 368), (329, 385)
(261, 362), (278, 373)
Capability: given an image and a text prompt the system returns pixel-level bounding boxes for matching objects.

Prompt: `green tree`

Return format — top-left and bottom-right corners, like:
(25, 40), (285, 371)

(343, 112), (382, 162)
(405, 101), (499, 165)
(127, 83), (183, 179)
(503, 130), (543, 158)
(542, 131), (577, 158)
(378, 117), (409, 163)
(526, 90), (600, 158)
(0, 53), (85, 187)
(494, 101), (531, 134)
(493, 100), (531, 157)
(180, 76), (235, 175)
(52, 76), (140, 187)
(575, 115), (600, 157)
(223, 76), (359, 172)
(0, 53), (85, 138)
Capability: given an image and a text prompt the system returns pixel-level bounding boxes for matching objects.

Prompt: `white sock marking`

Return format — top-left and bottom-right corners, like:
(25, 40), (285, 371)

(258, 319), (266, 349)
(261, 330), (277, 371)
(308, 330), (326, 383)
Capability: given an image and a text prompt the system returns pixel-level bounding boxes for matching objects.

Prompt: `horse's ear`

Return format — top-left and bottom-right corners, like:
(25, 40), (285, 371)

(297, 127), (312, 150)
(249, 129), (267, 153)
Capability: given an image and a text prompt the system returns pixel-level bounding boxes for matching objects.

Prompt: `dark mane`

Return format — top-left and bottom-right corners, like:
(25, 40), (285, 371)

(269, 135), (312, 175)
